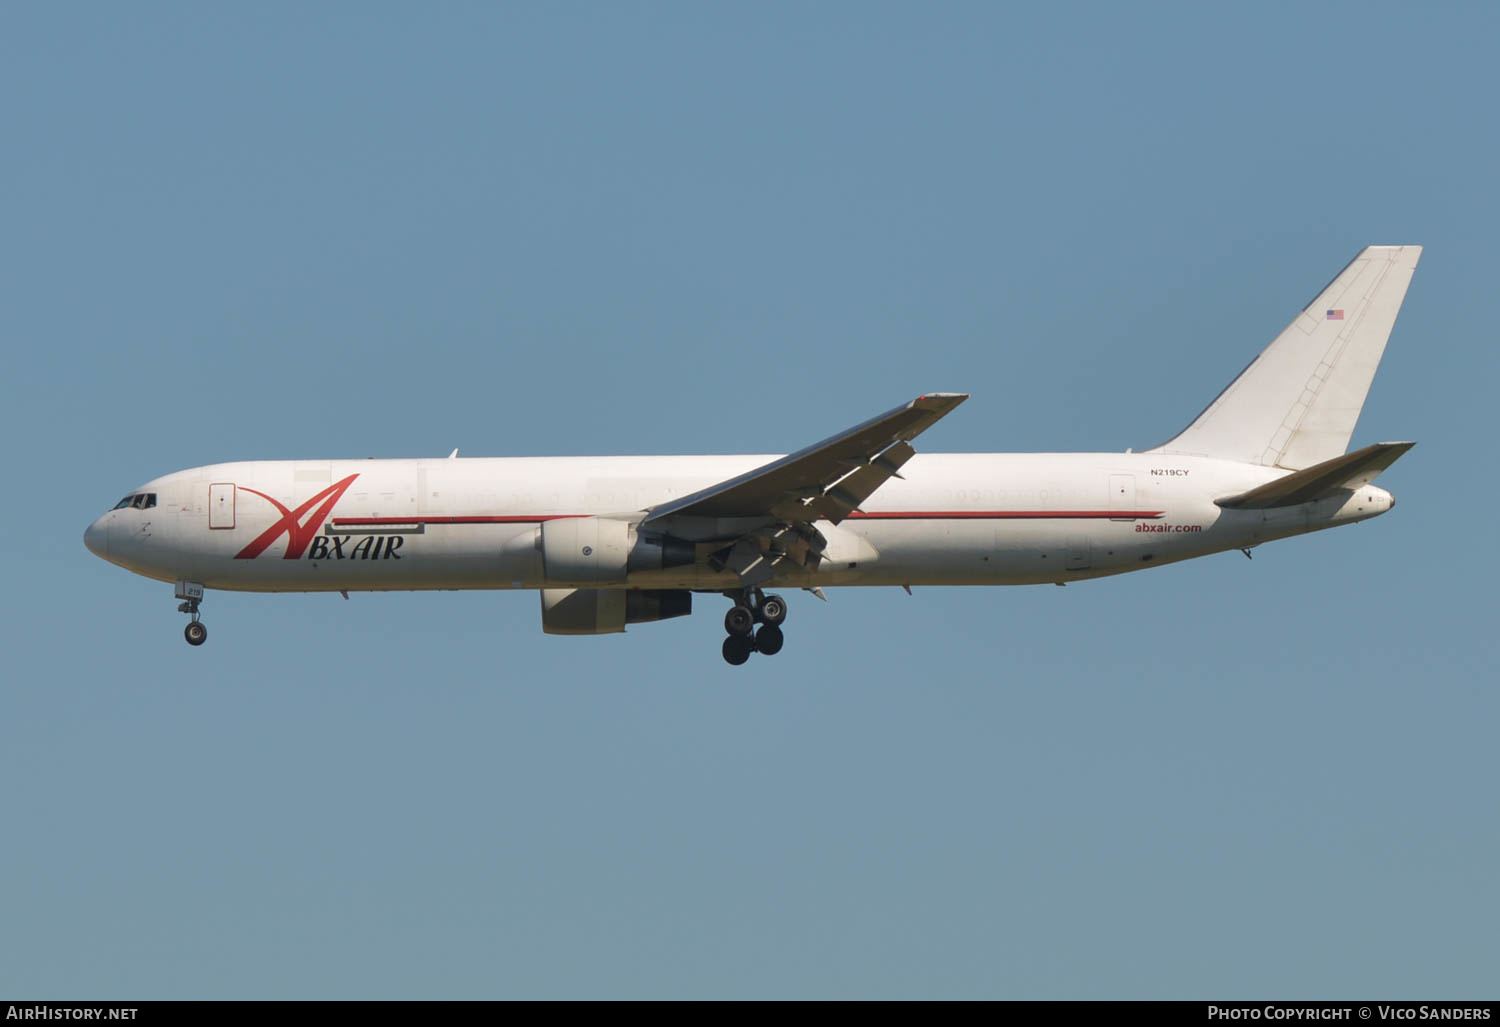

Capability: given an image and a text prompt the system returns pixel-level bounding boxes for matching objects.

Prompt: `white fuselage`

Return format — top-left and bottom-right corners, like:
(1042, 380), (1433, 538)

(84, 452), (1395, 593)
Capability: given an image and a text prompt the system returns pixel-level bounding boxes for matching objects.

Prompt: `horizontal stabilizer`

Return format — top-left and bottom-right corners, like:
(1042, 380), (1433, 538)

(1215, 441), (1414, 509)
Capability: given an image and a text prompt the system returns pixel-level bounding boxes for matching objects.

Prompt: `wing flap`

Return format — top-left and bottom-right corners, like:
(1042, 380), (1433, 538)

(1215, 441), (1415, 509)
(798, 440), (916, 524)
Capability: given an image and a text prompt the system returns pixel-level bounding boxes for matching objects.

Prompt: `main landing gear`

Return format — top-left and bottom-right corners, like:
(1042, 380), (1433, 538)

(720, 589), (787, 666)
(176, 581), (207, 647)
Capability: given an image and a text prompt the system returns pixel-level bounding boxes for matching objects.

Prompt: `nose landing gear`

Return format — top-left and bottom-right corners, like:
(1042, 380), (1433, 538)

(720, 589), (788, 665)
(184, 619), (207, 646)
(176, 580), (207, 647)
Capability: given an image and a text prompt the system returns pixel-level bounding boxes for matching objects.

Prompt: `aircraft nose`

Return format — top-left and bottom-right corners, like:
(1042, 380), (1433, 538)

(84, 516), (110, 559)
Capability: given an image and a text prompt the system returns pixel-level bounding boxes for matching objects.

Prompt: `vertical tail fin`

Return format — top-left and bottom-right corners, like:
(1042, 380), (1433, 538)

(1149, 245), (1421, 469)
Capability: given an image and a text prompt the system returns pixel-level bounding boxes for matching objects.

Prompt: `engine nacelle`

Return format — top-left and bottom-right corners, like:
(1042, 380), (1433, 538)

(540, 588), (693, 635)
(540, 517), (697, 586)
(540, 516), (631, 585)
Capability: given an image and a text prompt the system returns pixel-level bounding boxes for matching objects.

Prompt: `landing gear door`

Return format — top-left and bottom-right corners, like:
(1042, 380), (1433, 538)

(209, 483), (235, 529)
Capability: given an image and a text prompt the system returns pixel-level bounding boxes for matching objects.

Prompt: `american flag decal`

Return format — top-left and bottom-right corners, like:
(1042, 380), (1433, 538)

(1326, 309), (1345, 320)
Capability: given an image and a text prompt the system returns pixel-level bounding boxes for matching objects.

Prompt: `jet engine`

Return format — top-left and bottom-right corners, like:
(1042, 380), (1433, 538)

(539, 516), (695, 586)
(540, 588), (692, 635)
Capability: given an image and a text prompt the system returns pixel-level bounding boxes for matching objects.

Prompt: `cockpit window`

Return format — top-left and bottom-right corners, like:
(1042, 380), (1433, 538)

(112, 493), (157, 511)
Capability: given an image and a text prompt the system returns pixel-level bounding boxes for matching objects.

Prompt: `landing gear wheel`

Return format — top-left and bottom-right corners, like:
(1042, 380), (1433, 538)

(724, 605), (756, 637)
(758, 594), (787, 626)
(754, 624), (784, 656)
(722, 635), (753, 666)
(184, 621), (208, 646)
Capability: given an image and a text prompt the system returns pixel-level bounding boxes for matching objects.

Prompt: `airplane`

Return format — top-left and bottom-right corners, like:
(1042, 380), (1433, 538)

(84, 245), (1421, 665)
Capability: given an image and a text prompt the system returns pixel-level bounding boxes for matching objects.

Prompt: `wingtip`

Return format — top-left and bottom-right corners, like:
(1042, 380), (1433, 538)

(913, 392), (970, 407)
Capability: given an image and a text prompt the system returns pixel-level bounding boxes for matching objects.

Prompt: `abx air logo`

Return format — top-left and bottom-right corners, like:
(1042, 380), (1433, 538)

(234, 474), (360, 560)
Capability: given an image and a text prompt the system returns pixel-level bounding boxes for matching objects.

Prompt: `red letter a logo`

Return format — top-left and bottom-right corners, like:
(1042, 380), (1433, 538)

(234, 474), (360, 559)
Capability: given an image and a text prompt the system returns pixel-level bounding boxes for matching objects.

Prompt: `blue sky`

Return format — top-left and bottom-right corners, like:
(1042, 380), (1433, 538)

(3, 2), (1496, 999)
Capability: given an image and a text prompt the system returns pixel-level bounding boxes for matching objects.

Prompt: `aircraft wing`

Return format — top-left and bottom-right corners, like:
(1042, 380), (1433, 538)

(641, 393), (968, 527)
(1215, 441), (1415, 509)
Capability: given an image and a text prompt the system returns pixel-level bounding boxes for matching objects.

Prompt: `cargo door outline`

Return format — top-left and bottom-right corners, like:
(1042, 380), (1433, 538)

(209, 483), (235, 529)
(1109, 474), (1136, 520)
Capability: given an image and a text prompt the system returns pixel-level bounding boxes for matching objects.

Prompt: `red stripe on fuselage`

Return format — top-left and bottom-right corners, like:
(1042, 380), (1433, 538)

(330, 510), (1166, 526)
(330, 514), (590, 526)
(844, 510), (1165, 520)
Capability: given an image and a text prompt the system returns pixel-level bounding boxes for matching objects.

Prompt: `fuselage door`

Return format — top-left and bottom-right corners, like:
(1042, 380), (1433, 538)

(209, 483), (235, 529)
(1109, 474), (1136, 520)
